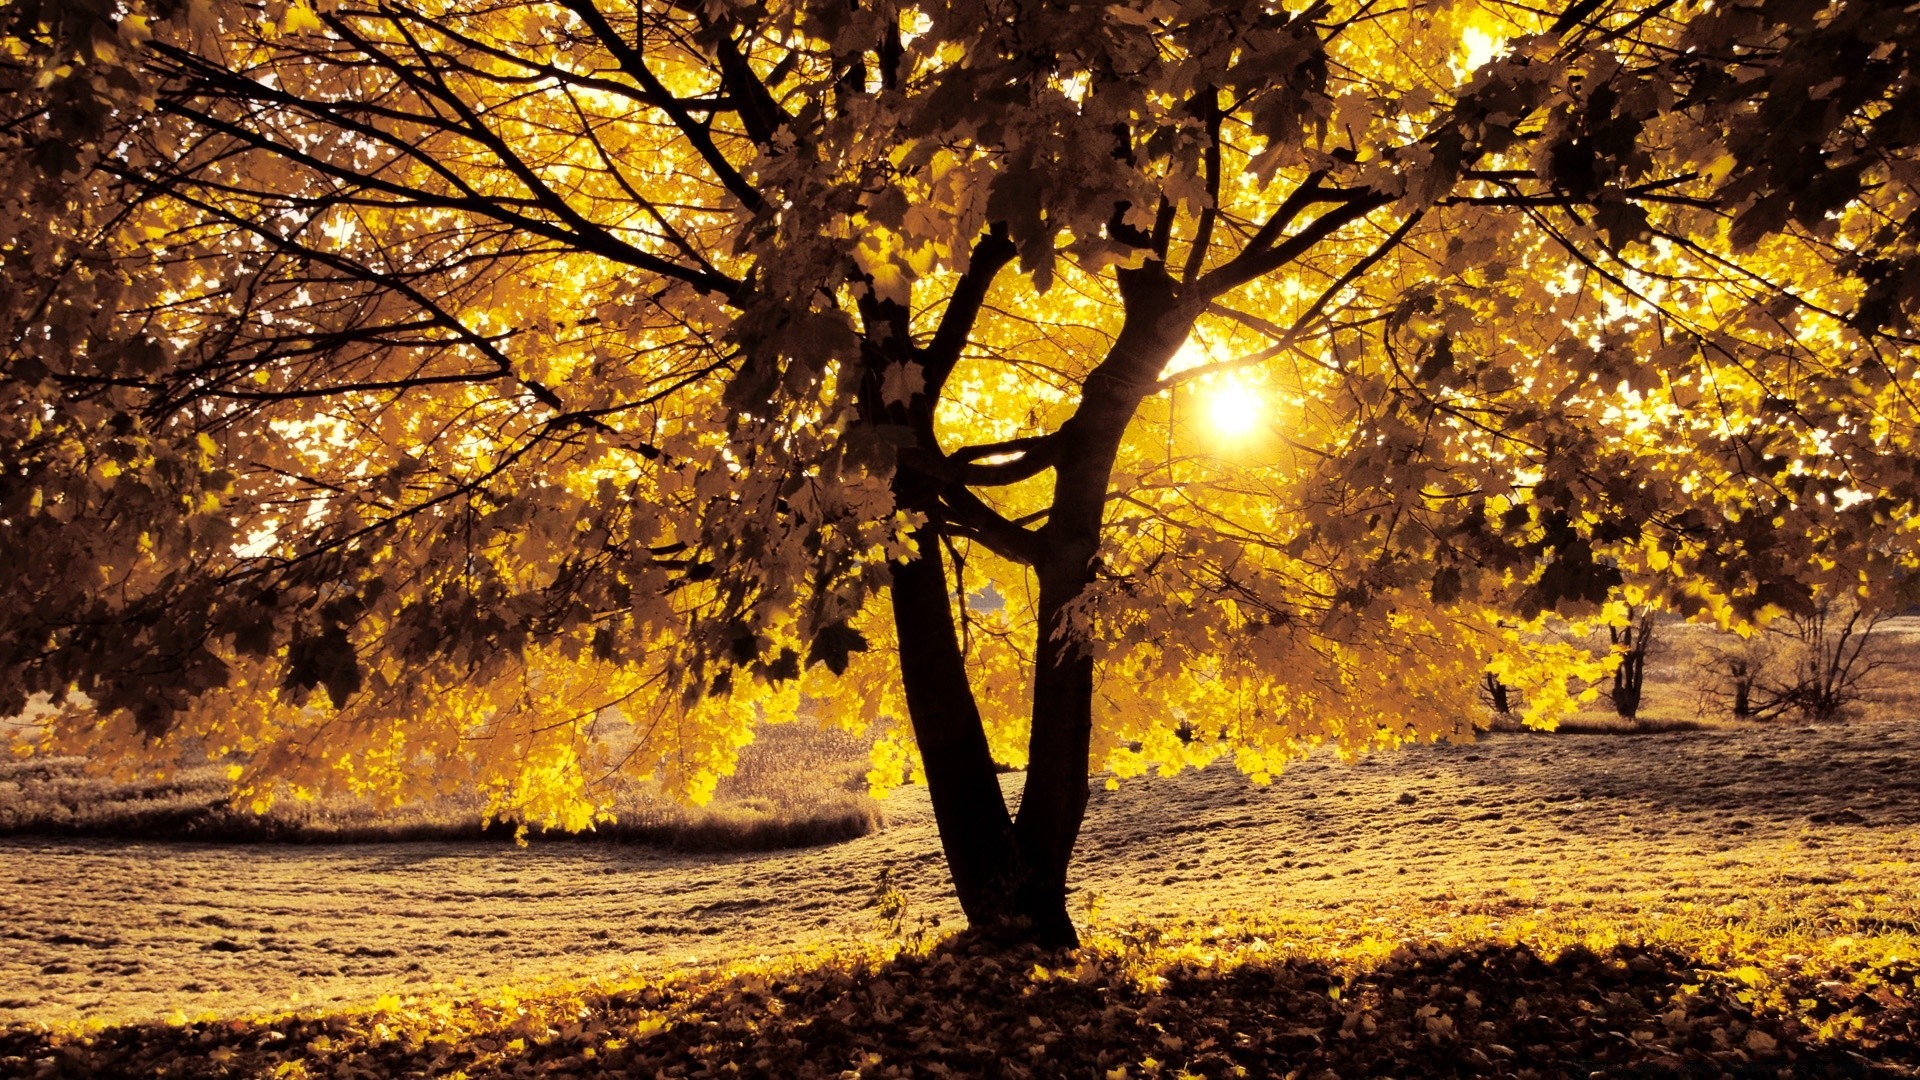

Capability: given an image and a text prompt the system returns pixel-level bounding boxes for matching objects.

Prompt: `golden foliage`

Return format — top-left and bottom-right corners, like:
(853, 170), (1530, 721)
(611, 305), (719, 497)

(2, 0), (1917, 910)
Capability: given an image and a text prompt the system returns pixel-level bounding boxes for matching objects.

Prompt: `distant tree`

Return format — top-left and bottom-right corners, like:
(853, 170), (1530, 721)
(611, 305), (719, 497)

(1696, 602), (1886, 722)
(1608, 606), (1658, 720)
(1481, 671), (1518, 720)
(5, 0), (1920, 944)
(1699, 634), (1774, 721)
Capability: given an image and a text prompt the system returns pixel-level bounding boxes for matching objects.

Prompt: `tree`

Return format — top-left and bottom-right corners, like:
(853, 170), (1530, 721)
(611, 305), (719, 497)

(4, 0), (1919, 945)
(1607, 605), (1656, 720)
(1480, 672), (1518, 720)
(1696, 600), (1886, 721)
(1698, 631), (1771, 721)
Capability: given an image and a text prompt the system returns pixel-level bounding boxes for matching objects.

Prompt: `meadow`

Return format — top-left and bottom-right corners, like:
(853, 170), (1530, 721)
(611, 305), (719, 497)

(4, 620), (1920, 1076)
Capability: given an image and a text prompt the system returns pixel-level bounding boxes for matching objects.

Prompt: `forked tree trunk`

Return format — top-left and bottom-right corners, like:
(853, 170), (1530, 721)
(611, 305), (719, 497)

(886, 520), (1108, 947)
(889, 526), (1027, 929)
(887, 538), (1121, 941)
(880, 266), (1189, 949)
(888, 531), (1107, 947)
(891, 525), (1092, 943)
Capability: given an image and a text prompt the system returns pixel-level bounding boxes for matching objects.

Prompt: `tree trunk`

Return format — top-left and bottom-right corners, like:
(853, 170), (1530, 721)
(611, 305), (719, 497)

(1610, 613), (1654, 720)
(1610, 644), (1644, 718)
(882, 265), (1189, 949)
(889, 525), (1028, 928)
(1012, 569), (1098, 947)
(999, 268), (1189, 947)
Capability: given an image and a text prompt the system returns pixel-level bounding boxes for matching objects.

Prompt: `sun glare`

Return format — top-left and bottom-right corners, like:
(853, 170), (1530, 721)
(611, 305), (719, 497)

(1203, 379), (1265, 440)
(1459, 25), (1502, 72)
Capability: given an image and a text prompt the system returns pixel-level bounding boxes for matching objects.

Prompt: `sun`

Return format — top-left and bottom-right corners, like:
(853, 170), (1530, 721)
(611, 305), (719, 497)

(1202, 378), (1265, 440)
(1162, 336), (1269, 443)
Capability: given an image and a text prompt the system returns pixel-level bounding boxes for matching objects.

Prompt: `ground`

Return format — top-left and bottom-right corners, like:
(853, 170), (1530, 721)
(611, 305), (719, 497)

(4, 709), (1917, 1036)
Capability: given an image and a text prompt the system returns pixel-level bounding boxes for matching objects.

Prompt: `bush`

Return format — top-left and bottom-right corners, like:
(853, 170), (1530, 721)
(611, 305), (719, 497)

(1764, 601), (1888, 720)
(1691, 602), (1887, 722)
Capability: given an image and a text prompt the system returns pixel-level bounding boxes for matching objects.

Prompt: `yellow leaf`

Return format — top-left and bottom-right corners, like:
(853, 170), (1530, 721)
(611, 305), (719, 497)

(281, 1), (324, 34)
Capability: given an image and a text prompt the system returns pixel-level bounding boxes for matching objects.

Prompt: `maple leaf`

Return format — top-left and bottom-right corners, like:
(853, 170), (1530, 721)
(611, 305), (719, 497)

(879, 361), (925, 407)
(807, 623), (869, 677)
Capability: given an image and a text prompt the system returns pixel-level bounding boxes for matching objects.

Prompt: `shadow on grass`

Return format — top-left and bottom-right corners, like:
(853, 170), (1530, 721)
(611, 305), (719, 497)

(6, 934), (1916, 1078)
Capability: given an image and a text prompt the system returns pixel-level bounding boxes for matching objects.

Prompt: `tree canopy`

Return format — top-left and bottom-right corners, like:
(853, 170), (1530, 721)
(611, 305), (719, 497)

(4, 0), (1918, 941)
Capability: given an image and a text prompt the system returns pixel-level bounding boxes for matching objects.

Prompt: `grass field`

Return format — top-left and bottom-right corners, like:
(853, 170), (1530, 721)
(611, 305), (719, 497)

(4, 619), (1920, 1075)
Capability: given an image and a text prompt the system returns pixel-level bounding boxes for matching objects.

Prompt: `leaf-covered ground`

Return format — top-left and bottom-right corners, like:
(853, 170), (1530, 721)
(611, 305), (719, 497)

(5, 710), (1920, 1075)
(4, 910), (1918, 1077)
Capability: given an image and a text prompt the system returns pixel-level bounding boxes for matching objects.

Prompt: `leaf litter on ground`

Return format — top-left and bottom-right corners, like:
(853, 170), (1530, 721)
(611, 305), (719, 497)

(4, 901), (1919, 1078)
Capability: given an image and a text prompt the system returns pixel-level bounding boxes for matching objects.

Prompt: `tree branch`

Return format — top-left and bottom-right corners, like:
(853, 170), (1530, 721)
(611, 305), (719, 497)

(921, 224), (1018, 396)
(1165, 211), (1422, 389)
(937, 484), (1046, 566)
(558, 0), (766, 211)
(1199, 193), (1392, 299)
(1181, 89), (1223, 284)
